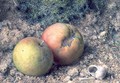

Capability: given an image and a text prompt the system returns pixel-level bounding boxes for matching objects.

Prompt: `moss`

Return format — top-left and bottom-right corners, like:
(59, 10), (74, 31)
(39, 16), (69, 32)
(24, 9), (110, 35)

(41, 0), (68, 6)
(88, 0), (107, 13)
(17, 0), (87, 27)
(17, 0), (106, 27)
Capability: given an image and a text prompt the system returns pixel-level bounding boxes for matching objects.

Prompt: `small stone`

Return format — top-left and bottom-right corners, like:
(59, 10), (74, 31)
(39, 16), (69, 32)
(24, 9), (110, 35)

(10, 69), (16, 76)
(63, 76), (71, 82)
(98, 31), (107, 38)
(15, 76), (22, 82)
(89, 54), (94, 59)
(91, 35), (97, 40)
(67, 80), (74, 83)
(109, 15), (112, 19)
(116, 81), (120, 83)
(83, 64), (87, 68)
(40, 27), (44, 31)
(80, 73), (85, 77)
(0, 63), (8, 73)
(35, 23), (41, 30)
(67, 68), (79, 77)
(108, 53), (114, 60)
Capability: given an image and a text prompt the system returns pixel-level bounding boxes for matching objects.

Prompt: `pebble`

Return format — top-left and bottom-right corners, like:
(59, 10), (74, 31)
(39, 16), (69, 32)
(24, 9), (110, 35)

(98, 31), (107, 38)
(67, 68), (79, 77)
(67, 80), (74, 83)
(80, 73), (85, 77)
(0, 63), (8, 73)
(34, 23), (41, 30)
(88, 54), (94, 59)
(10, 69), (16, 76)
(116, 81), (120, 83)
(91, 35), (97, 40)
(15, 76), (22, 82)
(99, 31), (107, 37)
(63, 76), (71, 82)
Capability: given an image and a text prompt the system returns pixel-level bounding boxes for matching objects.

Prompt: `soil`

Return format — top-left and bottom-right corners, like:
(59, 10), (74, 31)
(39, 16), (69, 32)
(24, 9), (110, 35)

(0, 0), (120, 83)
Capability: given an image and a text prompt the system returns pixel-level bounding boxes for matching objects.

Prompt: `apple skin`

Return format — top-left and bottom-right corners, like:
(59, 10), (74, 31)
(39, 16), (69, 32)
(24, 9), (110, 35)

(13, 37), (53, 76)
(42, 23), (84, 65)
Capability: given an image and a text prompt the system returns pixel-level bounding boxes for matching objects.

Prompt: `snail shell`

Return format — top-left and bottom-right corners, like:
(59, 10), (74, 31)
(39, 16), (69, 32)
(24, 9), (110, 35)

(88, 65), (107, 80)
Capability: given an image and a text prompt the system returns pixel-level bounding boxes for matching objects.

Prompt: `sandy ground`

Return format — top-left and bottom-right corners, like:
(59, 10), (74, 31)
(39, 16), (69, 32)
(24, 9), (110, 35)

(0, 0), (120, 83)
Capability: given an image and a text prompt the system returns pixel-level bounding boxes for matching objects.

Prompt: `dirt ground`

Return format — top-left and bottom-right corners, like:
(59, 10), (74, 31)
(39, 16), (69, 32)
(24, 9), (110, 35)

(0, 0), (120, 83)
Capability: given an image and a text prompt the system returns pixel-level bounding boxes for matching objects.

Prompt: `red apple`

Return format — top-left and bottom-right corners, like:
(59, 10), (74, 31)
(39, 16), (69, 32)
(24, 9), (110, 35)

(42, 23), (84, 65)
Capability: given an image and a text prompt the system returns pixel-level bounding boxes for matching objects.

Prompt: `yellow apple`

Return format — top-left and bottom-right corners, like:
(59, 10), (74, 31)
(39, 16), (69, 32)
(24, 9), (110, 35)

(13, 37), (53, 76)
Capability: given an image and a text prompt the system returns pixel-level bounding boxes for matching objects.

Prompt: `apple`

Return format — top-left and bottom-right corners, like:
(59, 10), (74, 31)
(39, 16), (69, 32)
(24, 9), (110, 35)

(13, 37), (53, 76)
(42, 23), (84, 65)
